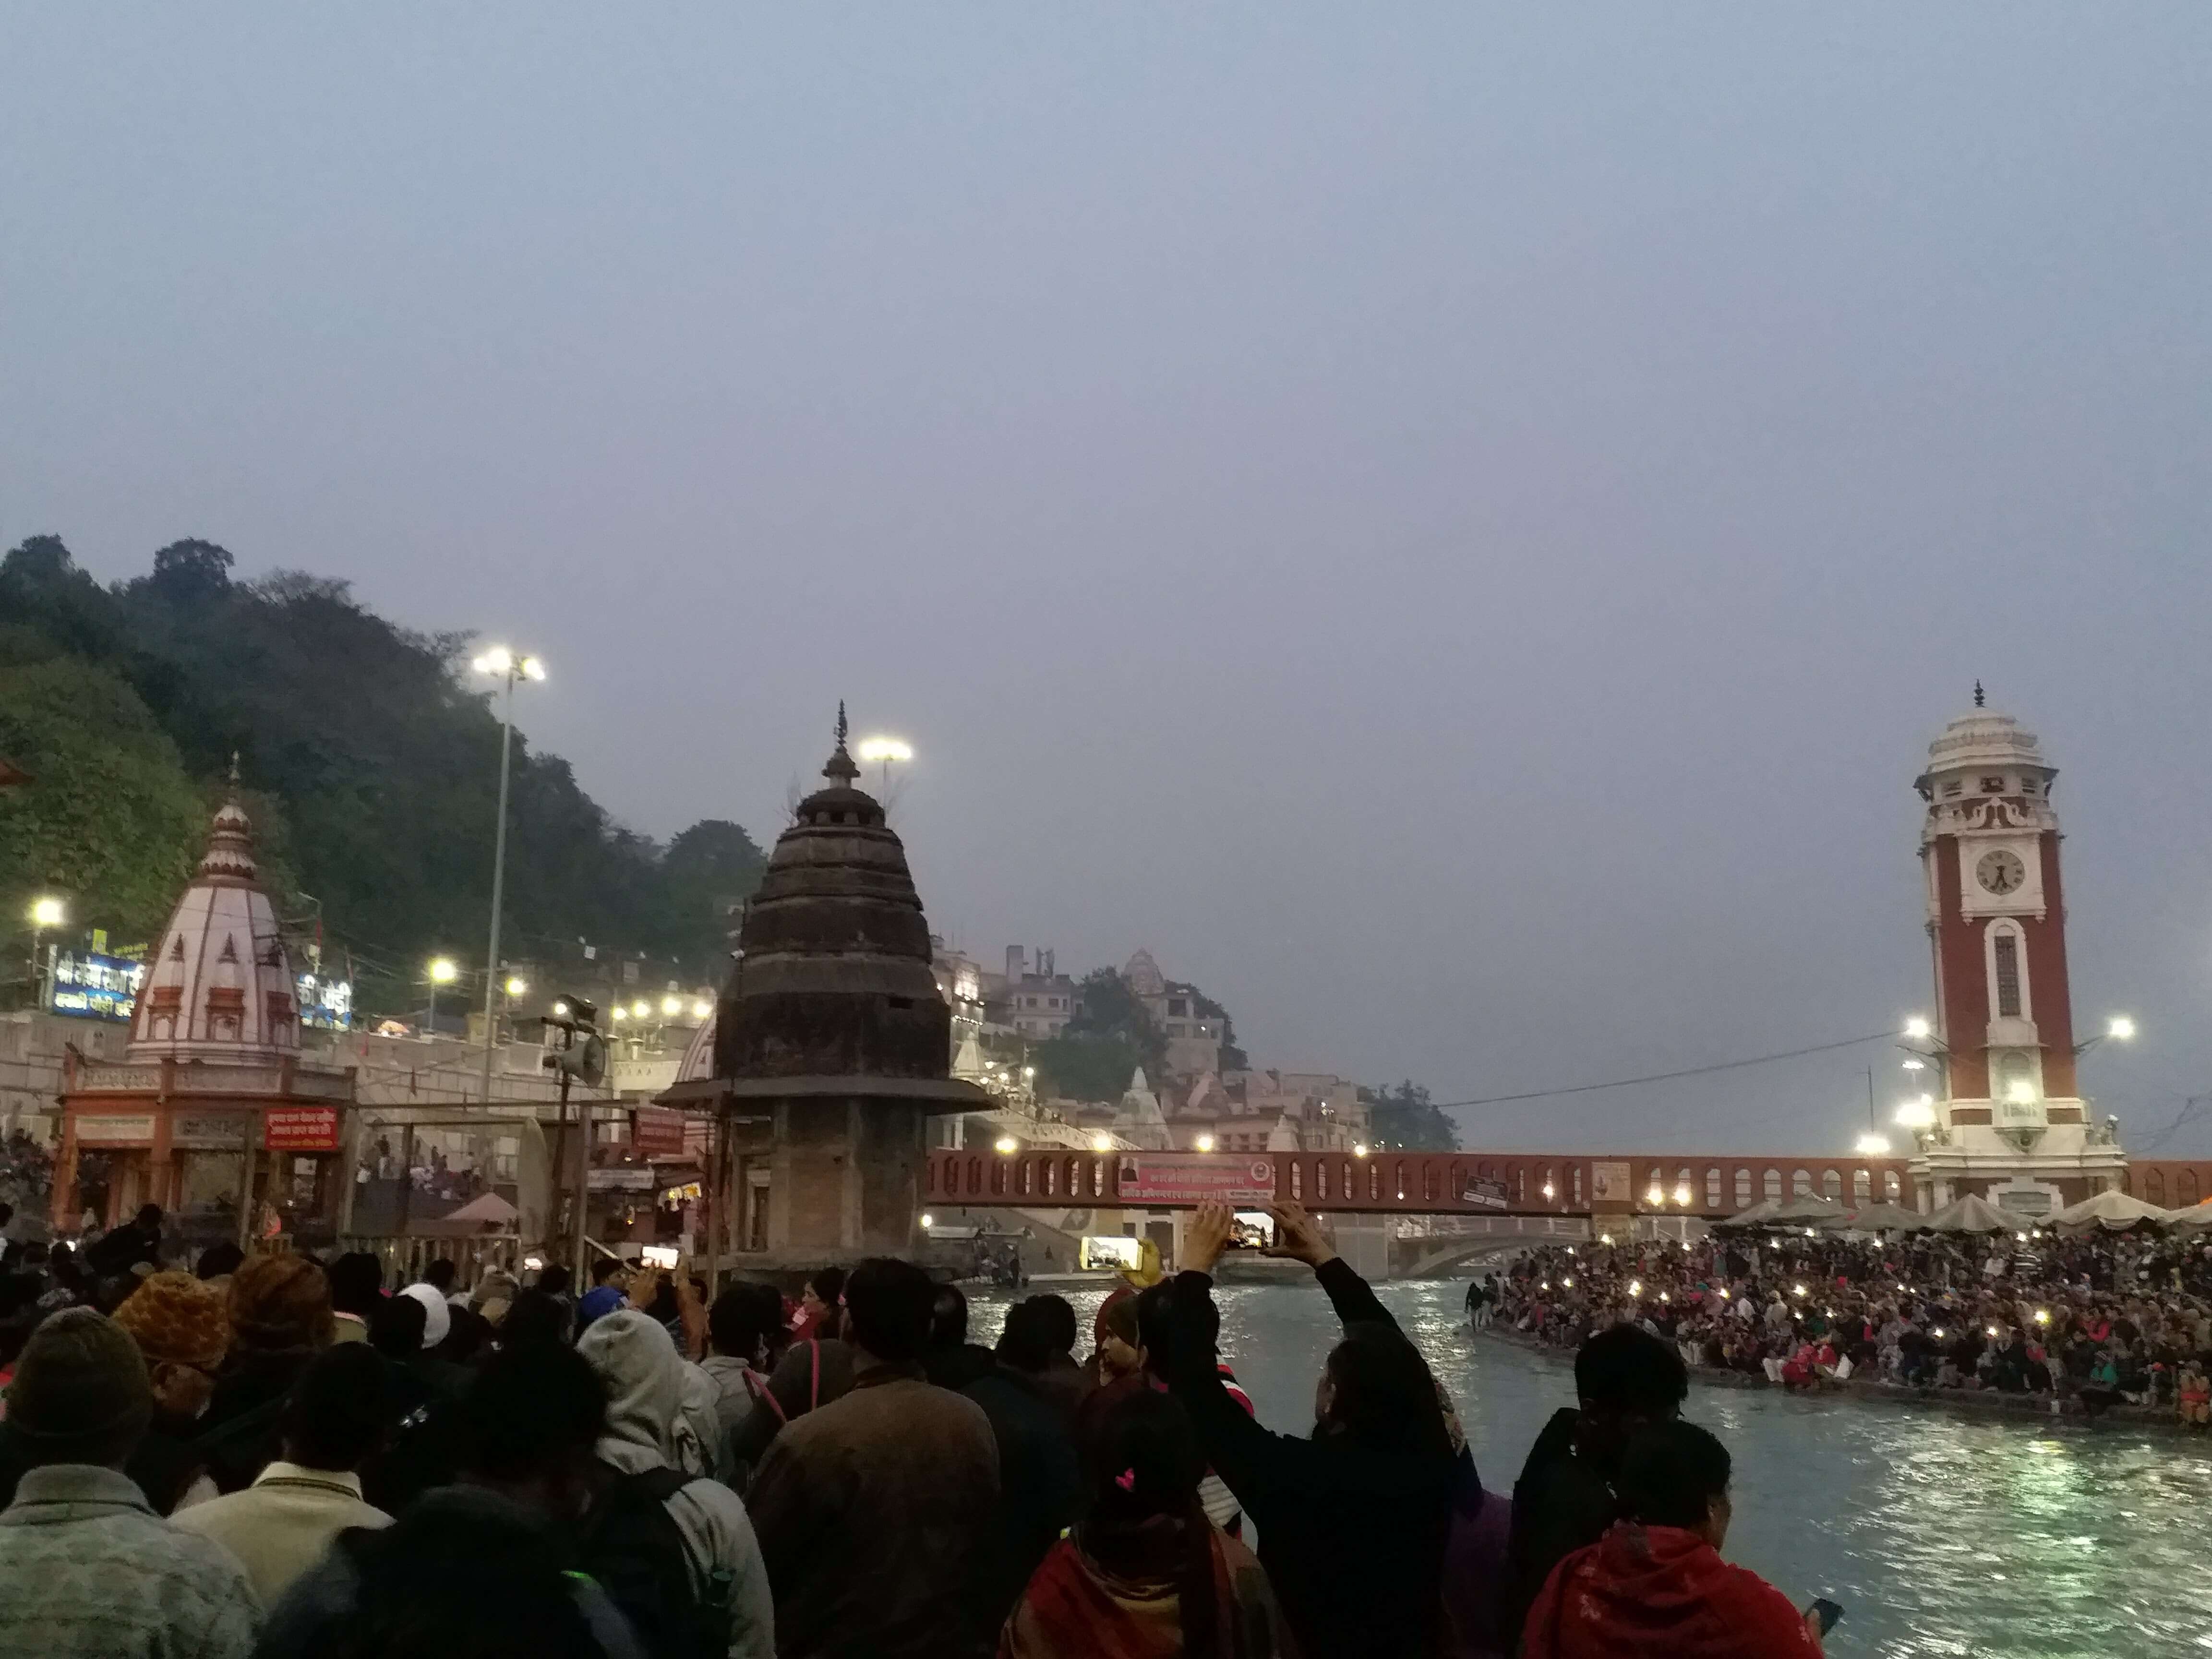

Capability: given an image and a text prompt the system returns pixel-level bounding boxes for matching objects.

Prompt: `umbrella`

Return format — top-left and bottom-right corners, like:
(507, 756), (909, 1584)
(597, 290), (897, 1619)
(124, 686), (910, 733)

(1714, 1197), (1785, 1229)
(437, 1191), (520, 1227)
(1821, 1201), (1926, 1233)
(1768, 1192), (1846, 1225)
(2049, 1189), (2171, 1232)
(1921, 1193), (2014, 1233)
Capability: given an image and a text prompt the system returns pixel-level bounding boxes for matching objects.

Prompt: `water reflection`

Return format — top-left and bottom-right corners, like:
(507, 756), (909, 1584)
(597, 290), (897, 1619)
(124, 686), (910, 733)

(972, 1279), (2212, 1658)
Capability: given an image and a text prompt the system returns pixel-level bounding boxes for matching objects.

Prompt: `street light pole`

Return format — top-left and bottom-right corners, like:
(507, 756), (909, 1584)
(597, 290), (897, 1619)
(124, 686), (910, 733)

(479, 664), (516, 1107)
(471, 646), (544, 1108)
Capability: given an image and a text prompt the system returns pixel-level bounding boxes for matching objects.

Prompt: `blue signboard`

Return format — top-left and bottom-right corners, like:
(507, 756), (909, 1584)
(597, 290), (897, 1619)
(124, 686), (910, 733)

(47, 950), (146, 1022)
(46, 949), (351, 1032)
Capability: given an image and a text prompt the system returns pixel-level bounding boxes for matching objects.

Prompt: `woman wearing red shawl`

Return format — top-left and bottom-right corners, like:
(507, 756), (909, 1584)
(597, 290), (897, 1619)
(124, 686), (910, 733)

(1001, 1387), (1296, 1659)
(1523, 1420), (1823, 1659)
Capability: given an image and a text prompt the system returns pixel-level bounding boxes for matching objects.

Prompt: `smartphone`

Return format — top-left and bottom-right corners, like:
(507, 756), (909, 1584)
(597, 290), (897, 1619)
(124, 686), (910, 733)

(1226, 1211), (1276, 1250)
(1805, 1598), (1844, 1636)
(639, 1245), (679, 1269)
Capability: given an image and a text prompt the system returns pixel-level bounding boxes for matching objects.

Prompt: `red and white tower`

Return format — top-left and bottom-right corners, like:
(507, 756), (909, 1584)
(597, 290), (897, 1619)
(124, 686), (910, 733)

(1907, 691), (2123, 1212)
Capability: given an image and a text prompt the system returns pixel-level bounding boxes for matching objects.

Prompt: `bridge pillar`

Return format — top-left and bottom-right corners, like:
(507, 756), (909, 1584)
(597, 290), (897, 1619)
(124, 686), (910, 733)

(1332, 1214), (1393, 1280)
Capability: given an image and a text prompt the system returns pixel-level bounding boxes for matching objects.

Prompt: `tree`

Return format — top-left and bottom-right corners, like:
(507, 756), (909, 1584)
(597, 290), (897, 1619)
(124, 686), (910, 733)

(0, 659), (206, 946)
(141, 539), (236, 605)
(0, 535), (775, 1011)
(1032, 1033), (1144, 1104)
(1364, 1080), (1461, 1151)
(1064, 966), (1167, 1079)
(657, 820), (768, 962)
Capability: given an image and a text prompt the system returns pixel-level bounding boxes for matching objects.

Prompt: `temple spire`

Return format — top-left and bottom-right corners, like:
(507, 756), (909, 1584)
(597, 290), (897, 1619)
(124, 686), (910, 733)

(1973, 680), (1985, 709)
(822, 700), (861, 786)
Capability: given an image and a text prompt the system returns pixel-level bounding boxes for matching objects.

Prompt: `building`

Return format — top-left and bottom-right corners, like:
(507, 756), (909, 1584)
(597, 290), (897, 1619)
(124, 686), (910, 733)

(50, 781), (358, 1244)
(1901, 691), (2126, 1214)
(1122, 948), (1227, 1078)
(1002, 946), (1077, 1039)
(1157, 1068), (1367, 1154)
(662, 709), (987, 1265)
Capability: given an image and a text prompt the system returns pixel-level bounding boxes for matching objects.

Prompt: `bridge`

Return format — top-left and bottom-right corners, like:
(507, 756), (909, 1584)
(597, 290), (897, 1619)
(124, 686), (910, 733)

(924, 1145), (1923, 1221)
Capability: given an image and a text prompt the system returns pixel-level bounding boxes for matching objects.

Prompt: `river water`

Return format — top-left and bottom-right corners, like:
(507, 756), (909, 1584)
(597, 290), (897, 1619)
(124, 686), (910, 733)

(970, 1278), (2212, 1659)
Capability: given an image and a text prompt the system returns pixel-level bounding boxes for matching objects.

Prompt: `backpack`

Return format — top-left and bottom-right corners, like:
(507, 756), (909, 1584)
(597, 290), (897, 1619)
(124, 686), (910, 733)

(575, 1467), (733, 1659)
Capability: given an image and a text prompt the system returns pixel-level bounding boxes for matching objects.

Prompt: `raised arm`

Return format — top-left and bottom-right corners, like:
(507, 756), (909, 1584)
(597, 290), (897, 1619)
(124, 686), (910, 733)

(1264, 1200), (1400, 1335)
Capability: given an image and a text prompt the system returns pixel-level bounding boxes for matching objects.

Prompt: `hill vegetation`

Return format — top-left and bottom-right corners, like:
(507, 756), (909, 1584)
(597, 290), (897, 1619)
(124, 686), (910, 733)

(0, 535), (764, 1014)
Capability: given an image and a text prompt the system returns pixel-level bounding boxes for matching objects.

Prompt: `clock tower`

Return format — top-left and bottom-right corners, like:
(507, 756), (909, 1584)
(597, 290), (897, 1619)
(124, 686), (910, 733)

(1907, 690), (2123, 1212)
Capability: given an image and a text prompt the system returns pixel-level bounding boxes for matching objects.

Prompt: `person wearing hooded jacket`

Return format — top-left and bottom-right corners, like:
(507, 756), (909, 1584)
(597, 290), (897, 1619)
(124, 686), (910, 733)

(1521, 1420), (1822, 1659)
(576, 1309), (774, 1659)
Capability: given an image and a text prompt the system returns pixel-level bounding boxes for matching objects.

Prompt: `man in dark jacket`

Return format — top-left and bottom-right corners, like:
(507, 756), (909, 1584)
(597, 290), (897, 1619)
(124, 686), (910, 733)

(962, 1298), (1083, 1634)
(1503, 1322), (1689, 1649)
(1159, 1201), (1457, 1659)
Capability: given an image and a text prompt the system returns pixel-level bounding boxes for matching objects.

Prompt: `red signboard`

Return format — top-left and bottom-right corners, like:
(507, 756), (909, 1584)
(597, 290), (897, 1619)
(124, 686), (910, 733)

(633, 1106), (687, 1161)
(1116, 1153), (1278, 1206)
(264, 1106), (340, 1152)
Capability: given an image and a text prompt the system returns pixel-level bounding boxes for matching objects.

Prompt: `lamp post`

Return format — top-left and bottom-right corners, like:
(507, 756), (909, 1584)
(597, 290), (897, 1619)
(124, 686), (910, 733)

(426, 956), (457, 1040)
(27, 896), (64, 1009)
(470, 646), (545, 1106)
(855, 734), (913, 793)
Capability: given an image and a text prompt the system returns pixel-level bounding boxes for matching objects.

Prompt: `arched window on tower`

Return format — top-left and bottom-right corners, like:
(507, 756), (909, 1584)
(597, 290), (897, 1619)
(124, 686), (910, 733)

(1885, 1170), (1902, 1202)
(1706, 1168), (1722, 1210)
(1763, 1169), (1782, 1202)
(1821, 1169), (1842, 1201)
(1792, 1168), (1812, 1197)
(1987, 920), (2030, 1021)
(1853, 1169), (1871, 1203)
(1735, 1168), (1753, 1209)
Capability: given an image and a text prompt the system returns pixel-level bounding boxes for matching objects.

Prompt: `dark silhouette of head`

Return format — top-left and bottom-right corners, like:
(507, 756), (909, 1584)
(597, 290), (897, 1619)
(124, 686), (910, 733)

(1574, 1325), (1690, 1475)
(282, 1343), (393, 1473)
(1616, 1419), (1732, 1548)
(843, 1258), (933, 1368)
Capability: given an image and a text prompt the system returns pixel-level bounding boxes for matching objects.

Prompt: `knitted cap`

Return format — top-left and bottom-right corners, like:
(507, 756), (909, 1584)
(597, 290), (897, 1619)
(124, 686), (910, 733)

(4, 1308), (154, 1461)
(112, 1270), (232, 1371)
(227, 1252), (335, 1351)
(398, 1281), (452, 1349)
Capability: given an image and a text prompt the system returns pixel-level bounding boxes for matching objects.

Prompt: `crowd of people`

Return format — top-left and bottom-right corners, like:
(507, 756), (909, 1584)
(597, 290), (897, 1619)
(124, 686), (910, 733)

(0, 1198), (1843, 1659)
(1481, 1222), (2212, 1425)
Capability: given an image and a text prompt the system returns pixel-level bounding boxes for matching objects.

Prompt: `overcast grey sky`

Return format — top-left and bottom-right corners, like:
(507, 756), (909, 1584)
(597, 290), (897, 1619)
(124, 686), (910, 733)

(6, 7), (2210, 1155)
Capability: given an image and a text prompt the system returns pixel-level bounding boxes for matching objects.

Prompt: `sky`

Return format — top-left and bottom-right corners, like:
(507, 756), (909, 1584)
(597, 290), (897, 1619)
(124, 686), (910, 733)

(5, 7), (2210, 1156)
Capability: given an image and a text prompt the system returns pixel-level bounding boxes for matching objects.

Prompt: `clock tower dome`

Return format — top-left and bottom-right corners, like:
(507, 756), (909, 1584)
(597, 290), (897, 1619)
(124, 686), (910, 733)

(1907, 689), (2122, 1212)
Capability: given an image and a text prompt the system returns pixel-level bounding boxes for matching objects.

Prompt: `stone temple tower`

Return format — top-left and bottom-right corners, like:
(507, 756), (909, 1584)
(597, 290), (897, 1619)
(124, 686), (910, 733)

(1906, 690), (2123, 1214)
(668, 708), (986, 1265)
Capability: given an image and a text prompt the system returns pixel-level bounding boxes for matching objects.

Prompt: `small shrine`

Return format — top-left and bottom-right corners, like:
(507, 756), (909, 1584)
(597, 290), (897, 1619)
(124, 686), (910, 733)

(660, 708), (987, 1267)
(53, 773), (358, 1247)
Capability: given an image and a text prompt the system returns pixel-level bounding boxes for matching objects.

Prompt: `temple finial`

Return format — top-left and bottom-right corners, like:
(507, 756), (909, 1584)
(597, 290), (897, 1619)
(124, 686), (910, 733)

(1973, 680), (1985, 709)
(822, 700), (860, 785)
(228, 751), (241, 789)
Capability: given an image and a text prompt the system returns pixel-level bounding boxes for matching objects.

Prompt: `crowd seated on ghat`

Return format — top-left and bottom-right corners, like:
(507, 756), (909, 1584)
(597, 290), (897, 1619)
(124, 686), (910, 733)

(1482, 1221), (2212, 1425)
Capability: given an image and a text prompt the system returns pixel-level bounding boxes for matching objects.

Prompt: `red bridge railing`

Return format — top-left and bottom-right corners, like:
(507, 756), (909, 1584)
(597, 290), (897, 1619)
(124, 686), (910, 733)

(924, 1148), (1922, 1218)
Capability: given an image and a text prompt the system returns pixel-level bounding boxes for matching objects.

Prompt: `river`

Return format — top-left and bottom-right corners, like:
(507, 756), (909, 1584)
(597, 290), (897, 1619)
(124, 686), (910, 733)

(970, 1277), (2212, 1659)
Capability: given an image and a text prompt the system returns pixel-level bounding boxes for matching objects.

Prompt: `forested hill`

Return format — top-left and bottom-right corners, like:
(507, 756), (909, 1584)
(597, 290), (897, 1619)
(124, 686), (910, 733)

(0, 535), (764, 1014)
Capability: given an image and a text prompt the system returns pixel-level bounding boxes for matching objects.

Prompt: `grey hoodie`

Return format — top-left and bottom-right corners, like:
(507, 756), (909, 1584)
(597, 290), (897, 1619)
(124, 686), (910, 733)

(577, 1310), (775, 1659)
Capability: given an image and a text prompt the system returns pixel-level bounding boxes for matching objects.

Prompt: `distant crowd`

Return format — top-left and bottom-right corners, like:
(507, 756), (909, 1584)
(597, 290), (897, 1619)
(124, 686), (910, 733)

(0, 1196), (1843, 1659)
(1480, 1224), (2212, 1426)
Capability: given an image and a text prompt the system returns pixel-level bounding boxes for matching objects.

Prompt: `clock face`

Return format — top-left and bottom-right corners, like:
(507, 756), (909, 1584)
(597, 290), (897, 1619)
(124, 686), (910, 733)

(1977, 848), (2027, 896)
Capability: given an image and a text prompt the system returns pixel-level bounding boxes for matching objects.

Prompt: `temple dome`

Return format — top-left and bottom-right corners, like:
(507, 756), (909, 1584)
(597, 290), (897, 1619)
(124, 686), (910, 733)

(711, 708), (950, 1080)
(128, 781), (300, 1062)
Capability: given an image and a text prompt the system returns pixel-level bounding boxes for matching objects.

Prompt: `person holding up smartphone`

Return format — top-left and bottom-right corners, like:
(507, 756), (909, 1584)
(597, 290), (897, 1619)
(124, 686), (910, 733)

(1520, 1419), (1827, 1658)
